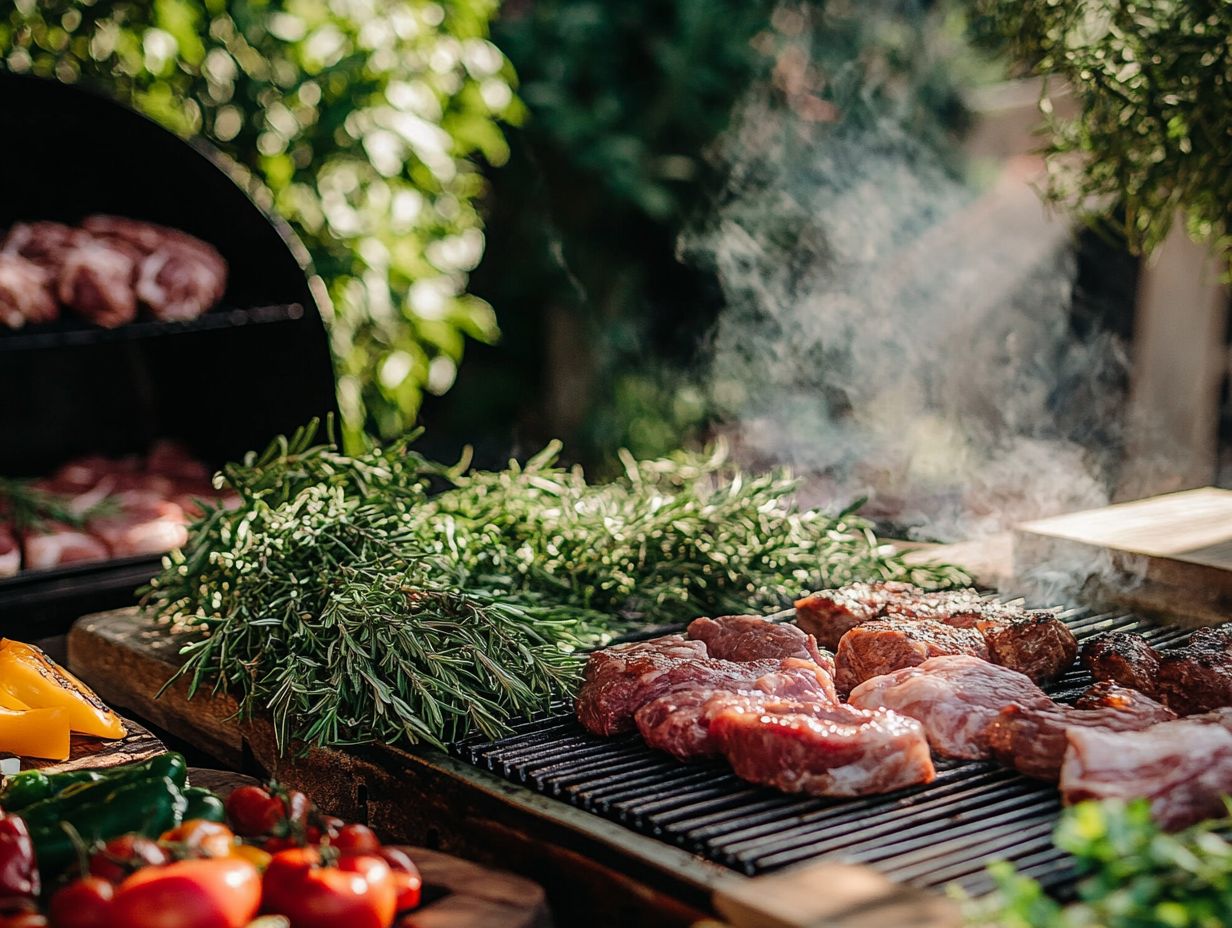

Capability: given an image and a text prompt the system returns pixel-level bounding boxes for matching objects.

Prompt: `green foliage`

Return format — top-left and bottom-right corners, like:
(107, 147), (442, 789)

(143, 420), (969, 750)
(0, 0), (520, 447)
(973, 0), (1232, 270)
(967, 799), (1232, 927)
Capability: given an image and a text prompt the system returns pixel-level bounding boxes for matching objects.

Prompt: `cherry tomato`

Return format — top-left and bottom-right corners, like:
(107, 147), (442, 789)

(374, 848), (421, 913)
(160, 820), (236, 859)
(262, 836), (299, 854)
(88, 835), (169, 885)
(109, 857), (261, 928)
(262, 847), (396, 928)
(47, 876), (113, 928)
(225, 786), (284, 837)
(331, 823), (380, 855)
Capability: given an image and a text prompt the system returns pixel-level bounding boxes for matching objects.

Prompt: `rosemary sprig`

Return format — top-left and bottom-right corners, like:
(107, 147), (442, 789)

(0, 477), (106, 533)
(143, 421), (969, 752)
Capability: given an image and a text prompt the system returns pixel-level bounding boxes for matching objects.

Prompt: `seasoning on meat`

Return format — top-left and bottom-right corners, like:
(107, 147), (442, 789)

(1080, 632), (1161, 696)
(793, 581), (942, 650)
(847, 654), (1053, 759)
(1059, 708), (1232, 830)
(1082, 627), (1232, 715)
(833, 618), (988, 695)
(635, 657), (838, 760)
(687, 614), (833, 671)
(710, 702), (936, 797)
(56, 240), (139, 328)
(1, 221), (86, 268)
(0, 254), (57, 329)
(985, 683), (1177, 780)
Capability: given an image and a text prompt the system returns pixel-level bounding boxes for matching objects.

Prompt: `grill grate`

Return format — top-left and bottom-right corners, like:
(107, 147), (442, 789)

(452, 605), (1188, 895)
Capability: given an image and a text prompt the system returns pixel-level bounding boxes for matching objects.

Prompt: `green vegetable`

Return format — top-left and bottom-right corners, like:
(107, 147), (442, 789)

(18, 754), (187, 827)
(142, 422), (967, 752)
(965, 798), (1232, 927)
(0, 769), (102, 812)
(26, 775), (188, 881)
(182, 788), (226, 824)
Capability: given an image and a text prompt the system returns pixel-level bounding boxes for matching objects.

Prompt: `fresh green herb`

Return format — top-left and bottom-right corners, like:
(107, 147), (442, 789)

(965, 798), (1232, 927)
(0, 477), (96, 533)
(143, 420), (968, 751)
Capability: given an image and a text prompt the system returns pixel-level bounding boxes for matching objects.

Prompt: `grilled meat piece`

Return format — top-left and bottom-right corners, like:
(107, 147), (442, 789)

(848, 655), (1052, 759)
(975, 611), (1078, 684)
(710, 701), (936, 797)
(1, 221), (87, 268)
(1080, 632), (1160, 695)
(687, 614), (833, 671)
(86, 492), (188, 558)
(1060, 708), (1232, 830)
(986, 684), (1177, 781)
(833, 619), (988, 695)
(635, 657), (838, 760)
(57, 240), (139, 328)
(21, 522), (110, 571)
(0, 253), (57, 329)
(0, 524), (18, 577)
(576, 636), (789, 736)
(793, 581), (961, 649)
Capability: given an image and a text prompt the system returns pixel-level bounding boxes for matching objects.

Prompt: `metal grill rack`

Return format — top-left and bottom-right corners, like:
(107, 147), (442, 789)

(454, 605), (1189, 897)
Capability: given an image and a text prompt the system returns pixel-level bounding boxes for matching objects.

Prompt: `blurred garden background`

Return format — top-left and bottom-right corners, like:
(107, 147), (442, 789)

(3, 0), (1229, 540)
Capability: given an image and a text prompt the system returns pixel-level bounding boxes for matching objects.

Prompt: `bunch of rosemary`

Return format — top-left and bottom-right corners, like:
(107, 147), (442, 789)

(143, 421), (968, 751)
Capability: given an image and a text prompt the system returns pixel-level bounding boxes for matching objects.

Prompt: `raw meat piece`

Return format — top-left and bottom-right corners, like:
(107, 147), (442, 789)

(847, 654), (1052, 759)
(710, 701), (935, 797)
(687, 614), (833, 671)
(82, 215), (226, 321)
(974, 611), (1078, 684)
(0, 524), (18, 577)
(635, 657), (838, 759)
(1060, 708), (1232, 830)
(57, 240), (138, 328)
(85, 493), (188, 557)
(834, 618), (989, 695)
(575, 636), (729, 735)
(1080, 632), (1161, 696)
(1, 221), (87, 268)
(986, 683), (1177, 780)
(0, 253), (57, 329)
(21, 523), (110, 570)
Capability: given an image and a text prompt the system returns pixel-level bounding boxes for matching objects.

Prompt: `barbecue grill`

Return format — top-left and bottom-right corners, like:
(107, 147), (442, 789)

(0, 73), (337, 636)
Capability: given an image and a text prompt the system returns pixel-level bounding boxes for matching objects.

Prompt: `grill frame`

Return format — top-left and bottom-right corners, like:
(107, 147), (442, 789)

(453, 601), (1187, 897)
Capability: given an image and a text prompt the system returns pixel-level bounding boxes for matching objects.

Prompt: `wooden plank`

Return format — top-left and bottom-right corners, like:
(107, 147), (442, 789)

(1014, 487), (1232, 625)
(29, 716), (163, 776)
(68, 608), (963, 928)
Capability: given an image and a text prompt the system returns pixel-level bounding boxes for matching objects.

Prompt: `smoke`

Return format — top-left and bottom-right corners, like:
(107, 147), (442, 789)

(684, 95), (1131, 548)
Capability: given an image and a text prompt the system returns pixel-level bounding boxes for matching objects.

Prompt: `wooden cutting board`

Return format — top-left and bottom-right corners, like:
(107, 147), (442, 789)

(1014, 486), (1232, 625)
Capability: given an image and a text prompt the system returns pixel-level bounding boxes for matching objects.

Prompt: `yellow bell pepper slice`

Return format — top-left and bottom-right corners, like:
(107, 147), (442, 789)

(0, 640), (125, 740)
(0, 705), (70, 760)
(0, 689), (29, 711)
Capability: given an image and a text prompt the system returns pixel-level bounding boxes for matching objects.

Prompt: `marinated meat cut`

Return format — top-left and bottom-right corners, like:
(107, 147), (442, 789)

(1082, 627), (1232, 715)
(576, 636), (736, 735)
(21, 523), (110, 571)
(1080, 633), (1160, 696)
(0, 254), (57, 329)
(56, 241), (139, 328)
(86, 493), (188, 557)
(986, 683), (1177, 780)
(0, 525), (18, 577)
(710, 701), (936, 797)
(833, 619), (988, 695)
(847, 655), (1052, 759)
(687, 614), (832, 670)
(635, 657), (838, 759)
(1, 221), (86, 268)
(1060, 709), (1232, 830)
(798, 583), (1076, 684)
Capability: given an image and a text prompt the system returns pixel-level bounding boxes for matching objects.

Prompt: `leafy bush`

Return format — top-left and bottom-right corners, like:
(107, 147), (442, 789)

(0, 0), (519, 446)
(974, 0), (1232, 270)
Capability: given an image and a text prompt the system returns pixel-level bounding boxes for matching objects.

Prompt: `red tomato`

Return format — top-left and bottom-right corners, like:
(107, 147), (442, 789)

(331, 823), (380, 855)
(160, 820), (237, 859)
(0, 915), (46, 928)
(225, 786), (284, 837)
(263, 847), (396, 928)
(48, 876), (113, 928)
(374, 847), (421, 910)
(89, 835), (169, 884)
(109, 858), (261, 928)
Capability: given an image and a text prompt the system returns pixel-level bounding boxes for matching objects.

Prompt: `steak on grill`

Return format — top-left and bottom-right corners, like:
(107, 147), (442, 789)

(687, 614), (832, 671)
(833, 618), (988, 695)
(0, 254), (57, 329)
(710, 701), (936, 797)
(57, 240), (139, 328)
(794, 581), (980, 650)
(985, 683), (1177, 780)
(847, 654), (1052, 759)
(635, 657), (838, 760)
(1082, 627), (1232, 715)
(975, 610), (1078, 684)
(1060, 708), (1232, 830)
